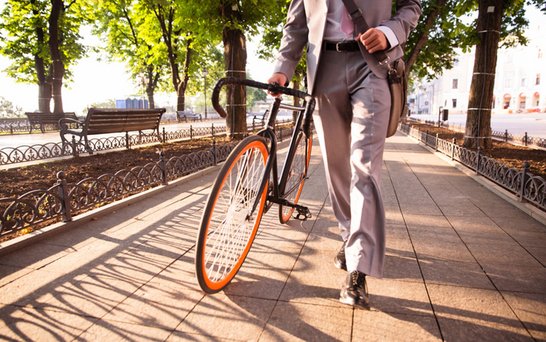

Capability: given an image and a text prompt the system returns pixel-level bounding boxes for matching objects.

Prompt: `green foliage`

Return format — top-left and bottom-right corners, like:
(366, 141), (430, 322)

(0, 0), (87, 84)
(0, 97), (23, 118)
(407, 0), (546, 80)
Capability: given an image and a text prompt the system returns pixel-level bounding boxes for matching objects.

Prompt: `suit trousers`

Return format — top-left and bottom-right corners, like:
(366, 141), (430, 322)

(312, 49), (390, 277)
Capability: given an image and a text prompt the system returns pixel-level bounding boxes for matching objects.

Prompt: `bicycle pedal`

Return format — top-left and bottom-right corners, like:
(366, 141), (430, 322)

(294, 205), (312, 221)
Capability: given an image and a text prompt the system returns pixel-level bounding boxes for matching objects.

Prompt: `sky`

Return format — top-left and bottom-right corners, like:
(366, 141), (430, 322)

(0, 19), (274, 116)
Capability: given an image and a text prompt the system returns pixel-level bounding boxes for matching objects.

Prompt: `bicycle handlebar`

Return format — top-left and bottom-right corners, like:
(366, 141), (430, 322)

(211, 77), (313, 118)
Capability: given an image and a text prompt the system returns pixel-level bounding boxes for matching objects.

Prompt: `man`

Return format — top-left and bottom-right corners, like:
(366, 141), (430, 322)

(268, 0), (421, 308)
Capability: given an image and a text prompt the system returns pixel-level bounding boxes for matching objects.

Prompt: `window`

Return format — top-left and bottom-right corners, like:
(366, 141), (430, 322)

(539, 49), (543, 59)
(505, 78), (512, 88)
(521, 78), (526, 87)
(537, 74), (541, 85)
(452, 79), (458, 89)
(452, 99), (457, 108)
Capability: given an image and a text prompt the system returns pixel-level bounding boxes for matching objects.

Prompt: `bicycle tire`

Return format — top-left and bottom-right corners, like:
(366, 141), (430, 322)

(278, 131), (312, 223)
(195, 135), (269, 293)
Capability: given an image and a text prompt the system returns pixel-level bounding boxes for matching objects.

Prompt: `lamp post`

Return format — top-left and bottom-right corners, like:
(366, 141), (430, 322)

(203, 68), (208, 120)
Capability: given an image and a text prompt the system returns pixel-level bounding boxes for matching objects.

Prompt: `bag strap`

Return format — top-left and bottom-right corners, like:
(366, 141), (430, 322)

(340, 0), (390, 65)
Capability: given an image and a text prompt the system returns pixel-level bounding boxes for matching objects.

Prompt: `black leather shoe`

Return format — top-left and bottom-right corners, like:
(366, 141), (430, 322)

(339, 271), (370, 309)
(334, 241), (347, 271)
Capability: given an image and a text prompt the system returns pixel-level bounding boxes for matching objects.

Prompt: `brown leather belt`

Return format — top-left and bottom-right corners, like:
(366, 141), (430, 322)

(323, 40), (360, 52)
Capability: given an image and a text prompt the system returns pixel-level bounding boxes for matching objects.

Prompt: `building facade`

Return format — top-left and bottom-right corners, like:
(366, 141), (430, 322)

(410, 9), (546, 117)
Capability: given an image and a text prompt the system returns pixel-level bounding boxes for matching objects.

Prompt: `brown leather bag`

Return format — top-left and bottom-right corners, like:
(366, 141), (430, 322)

(386, 58), (408, 137)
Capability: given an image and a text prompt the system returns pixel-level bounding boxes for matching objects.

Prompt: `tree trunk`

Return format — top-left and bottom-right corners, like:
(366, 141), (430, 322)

(49, 0), (64, 114)
(38, 83), (52, 113)
(176, 41), (193, 113)
(31, 0), (51, 113)
(463, 0), (504, 150)
(223, 27), (247, 140)
(145, 66), (156, 108)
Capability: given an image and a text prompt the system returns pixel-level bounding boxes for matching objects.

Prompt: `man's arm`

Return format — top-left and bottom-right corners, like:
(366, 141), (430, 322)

(380, 0), (422, 46)
(272, 0), (309, 82)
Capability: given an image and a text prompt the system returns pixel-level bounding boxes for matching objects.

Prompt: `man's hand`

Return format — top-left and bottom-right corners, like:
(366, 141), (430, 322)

(357, 28), (388, 54)
(267, 73), (288, 97)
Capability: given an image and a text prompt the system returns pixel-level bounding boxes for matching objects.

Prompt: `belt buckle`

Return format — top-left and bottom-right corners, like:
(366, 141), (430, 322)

(335, 42), (342, 52)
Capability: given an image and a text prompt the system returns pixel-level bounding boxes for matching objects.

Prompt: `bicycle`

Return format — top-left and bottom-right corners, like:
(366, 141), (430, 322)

(195, 77), (315, 293)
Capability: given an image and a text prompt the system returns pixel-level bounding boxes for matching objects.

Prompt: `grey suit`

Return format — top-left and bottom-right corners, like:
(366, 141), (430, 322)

(273, 0), (421, 277)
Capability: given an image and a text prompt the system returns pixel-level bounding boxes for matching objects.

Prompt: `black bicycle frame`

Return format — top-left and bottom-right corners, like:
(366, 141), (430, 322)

(211, 77), (315, 220)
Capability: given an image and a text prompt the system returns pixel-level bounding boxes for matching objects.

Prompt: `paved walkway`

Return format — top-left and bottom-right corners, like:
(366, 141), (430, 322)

(1, 133), (545, 341)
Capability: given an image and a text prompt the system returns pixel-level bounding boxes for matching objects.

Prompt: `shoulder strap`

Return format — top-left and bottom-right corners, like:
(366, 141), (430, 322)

(340, 0), (389, 64)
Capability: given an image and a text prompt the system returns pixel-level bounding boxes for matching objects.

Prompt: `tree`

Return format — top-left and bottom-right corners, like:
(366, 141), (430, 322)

(92, 0), (167, 109)
(0, 97), (23, 118)
(463, 0), (546, 149)
(189, 0), (288, 139)
(0, 0), (86, 114)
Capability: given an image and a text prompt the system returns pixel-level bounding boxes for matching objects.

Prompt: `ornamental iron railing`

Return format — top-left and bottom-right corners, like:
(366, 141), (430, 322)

(0, 123), (295, 238)
(0, 121), (283, 166)
(400, 123), (545, 211)
(412, 118), (546, 149)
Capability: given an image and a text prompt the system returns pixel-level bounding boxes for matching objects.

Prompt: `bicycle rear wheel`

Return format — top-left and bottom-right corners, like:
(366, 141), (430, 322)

(278, 131), (312, 223)
(196, 135), (269, 293)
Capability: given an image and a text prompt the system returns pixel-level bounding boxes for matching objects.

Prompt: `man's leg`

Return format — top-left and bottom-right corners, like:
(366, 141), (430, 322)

(312, 50), (353, 235)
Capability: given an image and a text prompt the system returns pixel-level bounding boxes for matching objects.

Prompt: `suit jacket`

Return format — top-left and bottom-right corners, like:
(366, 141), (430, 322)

(273, 0), (421, 94)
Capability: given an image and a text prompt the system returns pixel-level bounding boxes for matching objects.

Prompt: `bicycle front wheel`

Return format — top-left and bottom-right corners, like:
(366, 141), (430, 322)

(279, 131), (312, 223)
(196, 135), (269, 293)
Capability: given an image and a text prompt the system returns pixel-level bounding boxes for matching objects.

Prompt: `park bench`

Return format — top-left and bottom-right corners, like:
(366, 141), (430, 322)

(59, 107), (166, 154)
(25, 112), (77, 133)
(177, 111), (202, 122)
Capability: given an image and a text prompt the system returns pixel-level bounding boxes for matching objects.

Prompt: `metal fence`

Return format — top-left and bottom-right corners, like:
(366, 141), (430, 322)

(414, 118), (546, 149)
(400, 123), (545, 211)
(0, 122), (296, 238)
(0, 122), (269, 166)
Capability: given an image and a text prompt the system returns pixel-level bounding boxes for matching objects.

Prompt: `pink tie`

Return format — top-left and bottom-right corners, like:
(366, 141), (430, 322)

(341, 6), (354, 36)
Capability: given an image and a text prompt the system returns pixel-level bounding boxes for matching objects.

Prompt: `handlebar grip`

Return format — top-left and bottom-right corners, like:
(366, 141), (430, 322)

(211, 77), (312, 118)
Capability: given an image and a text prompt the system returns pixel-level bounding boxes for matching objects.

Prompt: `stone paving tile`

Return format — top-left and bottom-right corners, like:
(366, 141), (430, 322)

(78, 319), (173, 341)
(366, 278), (433, 316)
(0, 267), (66, 308)
(385, 163), (444, 216)
(174, 293), (276, 341)
(501, 291), (546, 341)
(447, 215), (516, 245)
(278, 245), (347, 308)
(410, 232), (475, 263)
(101, 279), (203, 330)
(427, 284), (533, 341)
(224, 245), (301, 300)
(489, 213), (546, 234)
(481, 263), (546, 294)
(419, 259), (495, 290)
(259, 301), (353, 341)
(352, 310), (442, 341)
(38, 272), (143, 317)
(382, 251), (423, 283)
(0, 243), (74, 270)
(167, 331), (241, 341)
(403, 213), (453, 229)
(0, 264), (33, 287)
(465, 241), (542, 268)
(0, 306), (98, 341)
